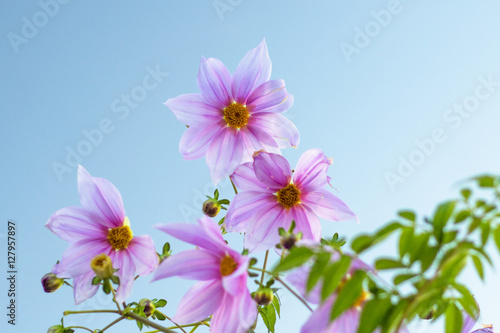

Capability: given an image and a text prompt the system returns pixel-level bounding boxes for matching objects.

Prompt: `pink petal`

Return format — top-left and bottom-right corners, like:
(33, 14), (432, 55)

(301, 189), (357, 223)
(111, 250), (136, 303)
(251, 113), (300, 148)
(247, 79), (291, 114)
(73, 271), (99, 305)
(77, 165), (125, 228)
(127, 235), (159, 276)
(240, 124), (280, 163)
(291, 205), (321, 243)
(326, 308), (361, 333)
(154, 219), (226, 255)
(222, 255), (249, 296)
(244, 204), (290, 252)
(225, 191), (277, 233)
(197, 57), (232, 109)
(173, 280), (224, 324)
(253, 151), (292, 190)
(231, 39), (272, 104)
(230, 162), (268, 192)
(179, 122), (224, 160)
(300, 297), (335, 333)
(286, 265), (321, 305)
(45, 206), (107, 242)
(165, 93), (223, 126)
(55, 238), (111, 277)
(206, 127), (244, 185)
(293, 149), (332, 192)
(151, 249), (220, 282)
(211, 291), (257, 333)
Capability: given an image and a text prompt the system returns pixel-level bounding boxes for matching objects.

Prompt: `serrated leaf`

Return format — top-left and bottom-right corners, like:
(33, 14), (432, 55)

(375, 258), (406, 270)
(321, 255), (352, 301)
(330, 270), (366, 321)
(272, 247), (314, 274)
(445, 302), (462, 333)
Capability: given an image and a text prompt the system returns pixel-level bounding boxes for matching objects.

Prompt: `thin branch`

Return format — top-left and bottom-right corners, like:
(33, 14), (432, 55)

(66, 326), (93, 332)
(101, 316), (126, 331)
(260, 250), (270, 285)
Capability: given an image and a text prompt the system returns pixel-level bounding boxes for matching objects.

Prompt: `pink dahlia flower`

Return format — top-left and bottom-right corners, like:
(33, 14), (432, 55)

(225, 149), (357, 252)
(151, 216), (257, 333)
(166, 39), (299, 184)
(46, 165), (158, 304)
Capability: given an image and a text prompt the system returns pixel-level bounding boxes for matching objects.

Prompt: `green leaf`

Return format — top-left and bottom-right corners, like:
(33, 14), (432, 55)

(375, 258), (406, 270)
(410, 233), (430, 264)
(420, 246), (438, 272)
(218, 199), (230, 205)
(272, 293), (280, 318)
(272, 246), (314, 274)
(265, 303), (277, 333)
(445, 302), (463, 333)
(358, 297), (392, 333)
(399, 227), (414, 258)
(471, 255), (484, 280)
(102, 281), (111, 294)
(393, 273), (417, 285)
(433, 201), (457, 241)
(443, 231), (459, 244)
(321, 255), (352, 301)
(258, 307), (271, 333)
(213, 188), (219, 200)
(154, 299), (167, 308)
(91, 276), (101, 285)
(398, 210), (416, 222)
(155, 311), (166, 321)
(330, 270), (366, 321)
(162, 242), (170, 254)
(375, 222), (402, 241)
(454, 210), (470, 224)
(494, 227), (500, 255)
(454, 283), (479, 318)
(351, 235), (374, 254)
(475, 175), (497, 188)
(481, 222), (491, 246)
(383, 299), (408, 333)
(136, 320), (143, 331)
(461, 188), (472, 201)
(111, 275), (120, 285)
(306, 252), (330, 292)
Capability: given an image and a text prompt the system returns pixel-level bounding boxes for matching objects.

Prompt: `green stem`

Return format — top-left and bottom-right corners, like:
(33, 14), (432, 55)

(109, 282), (122, 312)
(66, 326), (93, 332)
(124, 311), (177, 333)
(189, 325), (200, 333)
(260, 250), (270, 285)
(101, 316), (126, 331)
(230, 177), (238, 194)
(64, 310), (120, 316)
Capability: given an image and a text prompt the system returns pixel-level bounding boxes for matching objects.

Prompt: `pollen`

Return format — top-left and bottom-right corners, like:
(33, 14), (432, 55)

(223, 103), (249, 129)
(220, 255), (238, 276)
(107, 225), (133, 250)
(277, 183), (301, 209)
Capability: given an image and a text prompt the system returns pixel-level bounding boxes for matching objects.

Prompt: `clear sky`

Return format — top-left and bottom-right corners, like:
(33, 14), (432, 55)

(1, 1), (500, 332)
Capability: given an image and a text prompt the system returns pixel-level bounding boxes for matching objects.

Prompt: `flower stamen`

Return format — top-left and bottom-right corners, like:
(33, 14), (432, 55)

(223, 103), (249, 129)
(220, 255), (238, 276)
(277, 184), (301, 209)
(107, 224), (133, 250)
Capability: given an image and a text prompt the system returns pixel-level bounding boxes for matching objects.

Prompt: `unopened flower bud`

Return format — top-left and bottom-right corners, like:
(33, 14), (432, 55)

(90, 254), (114, 280)
(47, 325), (65, 333)
(254, 287), (274, 306)
(140, 298), (156, 317)
(41, 273), (64, 293)
(203, 199), (221, 218)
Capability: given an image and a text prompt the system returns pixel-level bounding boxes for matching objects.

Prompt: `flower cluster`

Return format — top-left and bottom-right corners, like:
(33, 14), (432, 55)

(42, 40), (494, 333)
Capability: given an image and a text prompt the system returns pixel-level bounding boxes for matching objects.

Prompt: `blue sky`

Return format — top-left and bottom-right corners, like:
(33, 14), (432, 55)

(1, 1), (500, 332)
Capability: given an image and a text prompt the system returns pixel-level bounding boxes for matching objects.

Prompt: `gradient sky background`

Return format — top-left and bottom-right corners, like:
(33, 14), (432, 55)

(2, 1), (500, 332)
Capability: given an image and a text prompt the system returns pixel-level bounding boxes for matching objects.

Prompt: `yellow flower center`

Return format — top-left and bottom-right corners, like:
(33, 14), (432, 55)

(276, 183), (301, 209)
(220, 255), (238, 276)
(107, 220), (133, 250)
(223, 103), (249, 129)
(338, 277), (370, 308)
